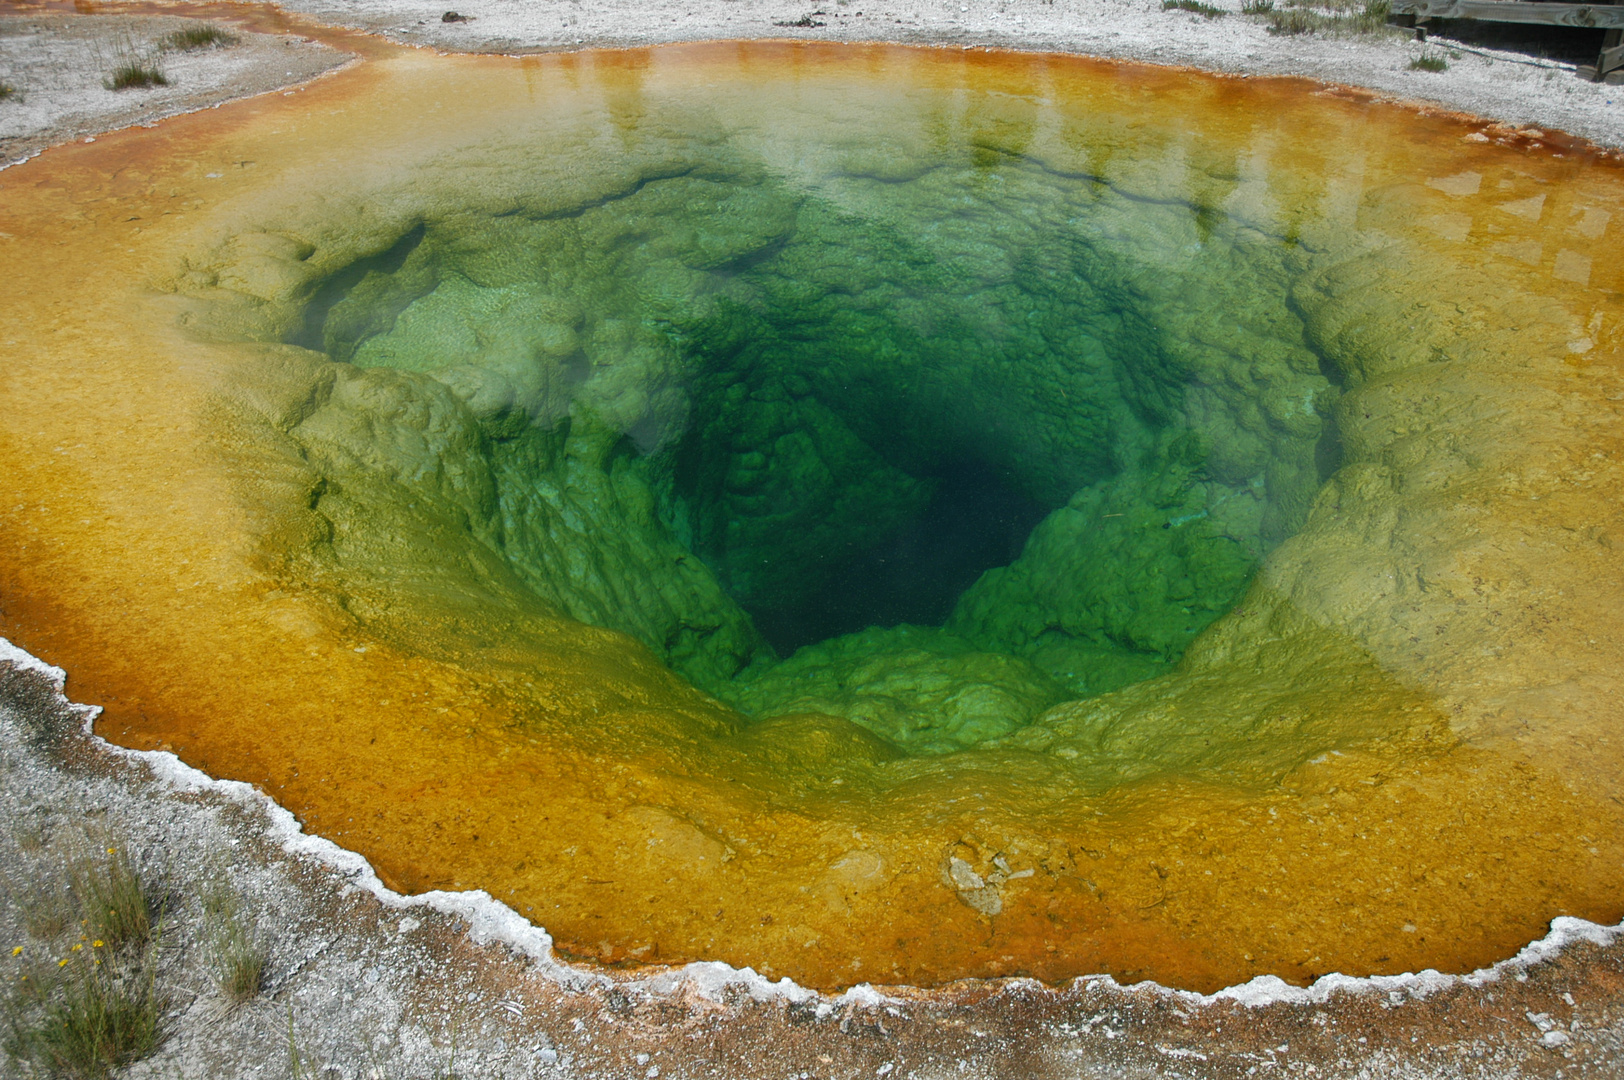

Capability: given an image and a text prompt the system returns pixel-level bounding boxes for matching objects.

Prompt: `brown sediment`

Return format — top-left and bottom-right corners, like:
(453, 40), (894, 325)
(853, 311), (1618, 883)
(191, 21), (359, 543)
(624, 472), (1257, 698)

(3, 38), (1624, 994)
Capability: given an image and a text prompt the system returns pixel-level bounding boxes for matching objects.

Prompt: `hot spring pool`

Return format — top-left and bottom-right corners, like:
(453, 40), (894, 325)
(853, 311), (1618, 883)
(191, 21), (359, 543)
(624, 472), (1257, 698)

(3, 40), (1623, 993)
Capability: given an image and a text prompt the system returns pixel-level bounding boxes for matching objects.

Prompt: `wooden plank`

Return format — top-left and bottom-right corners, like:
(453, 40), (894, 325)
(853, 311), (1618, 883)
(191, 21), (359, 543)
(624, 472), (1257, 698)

(1389, 0), (1624, 27)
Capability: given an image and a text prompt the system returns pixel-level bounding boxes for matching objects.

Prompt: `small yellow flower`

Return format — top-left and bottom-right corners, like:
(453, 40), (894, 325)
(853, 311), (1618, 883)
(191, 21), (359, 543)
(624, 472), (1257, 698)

(106, 847), (116, 855)
(57, 958), (69, 968)
(92, 940), (104, 948)
(10, 947), (21, 957)
(70, 944), (82, 952)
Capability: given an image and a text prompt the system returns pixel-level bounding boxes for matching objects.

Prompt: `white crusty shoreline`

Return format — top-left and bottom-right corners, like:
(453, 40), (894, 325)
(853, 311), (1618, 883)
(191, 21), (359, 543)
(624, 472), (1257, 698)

(11, 627), (1620, 1017)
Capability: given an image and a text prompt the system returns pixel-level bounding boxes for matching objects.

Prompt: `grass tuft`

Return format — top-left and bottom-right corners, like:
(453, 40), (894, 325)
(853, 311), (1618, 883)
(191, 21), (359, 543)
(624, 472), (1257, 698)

(1162, 0), (1227, 16)
(13, 820), (48, 854)
(1410, 50), (1449, 71)
(1261, 0), (1395, 35)
(200, 877), (266, 1005)
(4, 847), (168, 1079)
(105, 64), (168, 91)
(21, 881), (74, 942)
(161, 24), (239, 51)
(1267, 8), (1316, 33)
(99, 33), (168, 92)
(4, 949), (167, 1080)
(5, 860), (73, 943)
(0, 82), (17, 103)
(73, 847), (154, 953)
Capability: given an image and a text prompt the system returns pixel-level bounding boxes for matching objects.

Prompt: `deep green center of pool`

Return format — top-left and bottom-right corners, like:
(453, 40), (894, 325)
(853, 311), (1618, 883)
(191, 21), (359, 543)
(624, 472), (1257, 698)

(289, 150), (1337, 754)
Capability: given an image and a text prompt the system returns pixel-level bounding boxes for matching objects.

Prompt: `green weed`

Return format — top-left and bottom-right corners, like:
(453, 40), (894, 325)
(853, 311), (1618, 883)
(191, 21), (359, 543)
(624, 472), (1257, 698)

(0, 83), (17, 103)
(161, 25), (239, 51)
(106, 64), (168, 91)
(72, 847), (153, 953)
(1162, 0), (1228, 16)
(200, 877), (265, 1005)
(3, 934), (168, 1078)
(100, 34), (168, 91)
(1261, 0), (1396, 34)
(1410, 51), (1448, 70)
(1267, 8), (1317, 32)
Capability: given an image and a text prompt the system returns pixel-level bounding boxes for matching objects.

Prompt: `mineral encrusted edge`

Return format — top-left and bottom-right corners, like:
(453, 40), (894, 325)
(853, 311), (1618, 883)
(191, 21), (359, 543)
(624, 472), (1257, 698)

(3, 633), (1615, 1011)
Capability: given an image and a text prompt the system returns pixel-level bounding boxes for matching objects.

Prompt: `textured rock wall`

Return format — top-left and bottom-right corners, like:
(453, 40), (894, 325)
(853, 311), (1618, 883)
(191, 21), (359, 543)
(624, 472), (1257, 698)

(170, 122), (1341, 749)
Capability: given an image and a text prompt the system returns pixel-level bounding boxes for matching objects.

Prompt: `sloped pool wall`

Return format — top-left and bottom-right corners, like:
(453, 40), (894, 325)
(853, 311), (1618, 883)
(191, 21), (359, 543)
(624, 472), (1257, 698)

(2, 41), (1622, 992)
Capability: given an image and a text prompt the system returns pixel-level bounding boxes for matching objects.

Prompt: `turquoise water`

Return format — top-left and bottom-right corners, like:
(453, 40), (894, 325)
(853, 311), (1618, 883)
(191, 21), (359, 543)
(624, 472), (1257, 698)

(292, 143), (1334, 753)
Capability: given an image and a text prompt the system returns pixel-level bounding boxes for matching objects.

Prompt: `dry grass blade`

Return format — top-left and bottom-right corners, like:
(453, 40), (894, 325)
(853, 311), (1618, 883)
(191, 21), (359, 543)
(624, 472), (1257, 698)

(4, 867), (74, 942)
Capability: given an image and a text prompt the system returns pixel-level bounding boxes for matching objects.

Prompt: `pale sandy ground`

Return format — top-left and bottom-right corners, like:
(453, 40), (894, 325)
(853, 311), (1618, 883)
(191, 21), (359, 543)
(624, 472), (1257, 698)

(5, 4), (1624, 1078)
(0, 13), (347, 167)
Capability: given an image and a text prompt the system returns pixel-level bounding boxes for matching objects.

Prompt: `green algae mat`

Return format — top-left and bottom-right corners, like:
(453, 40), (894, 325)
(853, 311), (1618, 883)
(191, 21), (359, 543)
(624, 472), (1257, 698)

(4, 39), (1624, 992)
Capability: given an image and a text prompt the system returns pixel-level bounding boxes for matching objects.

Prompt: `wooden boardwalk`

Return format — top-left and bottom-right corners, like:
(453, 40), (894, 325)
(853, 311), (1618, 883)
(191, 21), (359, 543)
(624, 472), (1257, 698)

(1388, 0), (1624, 80)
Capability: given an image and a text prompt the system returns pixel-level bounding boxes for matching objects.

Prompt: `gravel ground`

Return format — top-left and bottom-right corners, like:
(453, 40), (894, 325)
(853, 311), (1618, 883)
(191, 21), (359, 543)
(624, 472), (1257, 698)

(0, 12), (348, 168)
(6, 3), (1624, 1076)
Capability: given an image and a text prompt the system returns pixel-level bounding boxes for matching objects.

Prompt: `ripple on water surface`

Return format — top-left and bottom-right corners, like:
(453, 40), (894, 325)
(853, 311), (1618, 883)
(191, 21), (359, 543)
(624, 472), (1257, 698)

(2, 41), (1623, 991)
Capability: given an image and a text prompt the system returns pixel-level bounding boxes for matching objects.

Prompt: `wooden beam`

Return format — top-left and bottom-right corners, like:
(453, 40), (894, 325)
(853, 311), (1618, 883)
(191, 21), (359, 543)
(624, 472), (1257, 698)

(1389, 0), (1624, 27)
